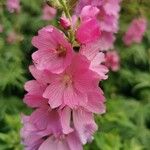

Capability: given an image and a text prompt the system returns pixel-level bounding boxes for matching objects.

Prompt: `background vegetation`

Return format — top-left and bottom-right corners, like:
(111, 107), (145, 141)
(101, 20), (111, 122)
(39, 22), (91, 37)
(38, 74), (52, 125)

(0, 0), (150, 149)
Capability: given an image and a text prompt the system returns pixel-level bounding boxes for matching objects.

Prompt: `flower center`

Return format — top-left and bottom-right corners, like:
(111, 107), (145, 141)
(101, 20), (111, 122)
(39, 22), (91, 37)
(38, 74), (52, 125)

(56, 45), (67, 57)
(62, 74), (72, 87)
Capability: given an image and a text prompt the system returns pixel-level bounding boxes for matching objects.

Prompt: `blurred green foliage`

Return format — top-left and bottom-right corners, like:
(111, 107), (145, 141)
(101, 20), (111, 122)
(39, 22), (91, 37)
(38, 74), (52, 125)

(0, 0), (150, 150)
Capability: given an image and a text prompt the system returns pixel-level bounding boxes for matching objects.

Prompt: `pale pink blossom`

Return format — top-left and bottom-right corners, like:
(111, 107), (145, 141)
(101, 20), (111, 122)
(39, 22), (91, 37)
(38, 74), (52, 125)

(42, 4), (57, 21)
(6, 0), (20, 13)
(0, 24), (3, 33)
(123, 18), (147, 46)
(105, 50), (120, 71)
(21, 107), (83, 150)
(6, 31), (17, 44)
(32, 25), (73, 74)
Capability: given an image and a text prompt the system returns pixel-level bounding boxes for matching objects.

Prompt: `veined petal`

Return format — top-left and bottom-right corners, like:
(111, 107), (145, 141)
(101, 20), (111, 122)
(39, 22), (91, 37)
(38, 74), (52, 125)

(43, 81), (65, 108)
(59, 107), (73, 134)
(73, 108), (98, 144)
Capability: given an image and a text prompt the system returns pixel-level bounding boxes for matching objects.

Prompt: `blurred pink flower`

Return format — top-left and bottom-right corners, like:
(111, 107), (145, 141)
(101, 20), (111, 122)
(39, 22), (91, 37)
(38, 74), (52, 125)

(42, 4), (57, 21)
(123, 18), (147, 46)
(105, 50), (120, 71)
(6, 0), (20, 13)
(6, 31), (17, 44)
(0, 24), (3, 33)
(32, 25), (73, 74)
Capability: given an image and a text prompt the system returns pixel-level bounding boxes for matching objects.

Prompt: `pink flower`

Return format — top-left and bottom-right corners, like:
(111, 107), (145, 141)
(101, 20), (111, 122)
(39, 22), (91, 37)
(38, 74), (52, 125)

(76, 18), (101, 44)
(43, 54), (104, 109)
(21, 1), (110, 149)
(23, 65), (105, 145)
(21, 106), (62, 149)
(42, 4), (57, 21)
(60, 16), (71, 29)
(123, 18), (147, 46)
(102, 0), (121, 16)
(105, 50), (120, 71)
(97, 9), (119, 33)
(75, 0), (121, 50)
(0, 24), (3, 33)
(6, 0), (20, 13)
(60, 107), (100, 144)
(21, 115), (45, 150)
(32, 25), (73, 74)
(6, 31), (17, 44)
(80, 42), (108, 80)
(21, 107), (83, 150)
(39, 132), (82, 150)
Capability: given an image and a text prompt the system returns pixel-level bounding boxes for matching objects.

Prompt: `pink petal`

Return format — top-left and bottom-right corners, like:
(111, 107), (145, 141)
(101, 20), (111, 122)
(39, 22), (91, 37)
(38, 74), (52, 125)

(43, 81), (65, 108)
(30, 107), (50, 130)
(38, 136), (57, 150)
(59, 107), (73, 134)
(67, 132), (83, 150)
(80, 41), (101, 60)
(63, 86), (87, 108)
(80, 5), (99, 21)
(24, 80), (45, 95)
(32, 50), (66, 74)
(83, 92), (106, 114)
(29, 65), (52, 84)
(90, 52), (108, 80)
(76, 18), (101, 44)
(73, 108), (98, 144)
(39, 136), (70, 150)
(24, 94), (46, 108)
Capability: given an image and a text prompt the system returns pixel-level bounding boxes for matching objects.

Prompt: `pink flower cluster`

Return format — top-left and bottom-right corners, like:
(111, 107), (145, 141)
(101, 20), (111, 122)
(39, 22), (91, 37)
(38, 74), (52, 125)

(42, 4), (57, 21)
(21, 1), (121, 150)
(75, 0), (121, 51)
(123, 18), (147, 46)
(6, 0), (20, 13)
(105, 51), (120, 71)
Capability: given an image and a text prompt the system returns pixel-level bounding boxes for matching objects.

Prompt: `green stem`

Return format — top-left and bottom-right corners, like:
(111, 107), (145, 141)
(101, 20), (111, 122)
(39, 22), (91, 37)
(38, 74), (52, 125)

(59, 0), (75, 44)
